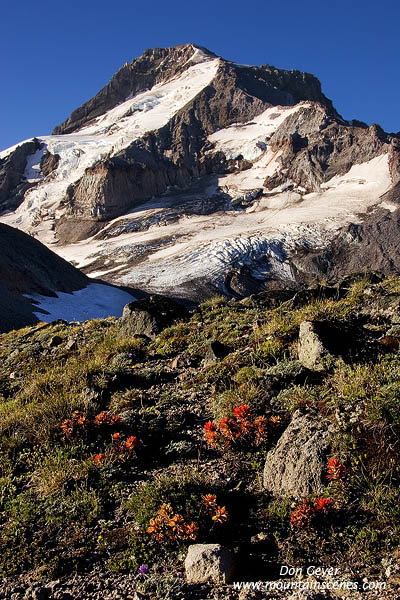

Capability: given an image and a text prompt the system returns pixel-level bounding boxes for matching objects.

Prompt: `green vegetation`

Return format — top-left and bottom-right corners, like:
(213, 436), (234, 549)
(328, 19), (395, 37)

(0, 276), (399, 593)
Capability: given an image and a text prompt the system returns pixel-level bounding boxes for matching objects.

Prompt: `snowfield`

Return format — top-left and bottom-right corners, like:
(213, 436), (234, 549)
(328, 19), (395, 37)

(208, 103), (309, 161)
(26, 283), (136, 323)
(50, 153), (393, 296)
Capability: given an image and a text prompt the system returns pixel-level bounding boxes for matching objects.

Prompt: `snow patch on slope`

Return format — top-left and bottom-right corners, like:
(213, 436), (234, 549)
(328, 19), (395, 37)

(208, 104), (310, 161)
(25, 283), (135, 323)
(24, 146), (46, 183)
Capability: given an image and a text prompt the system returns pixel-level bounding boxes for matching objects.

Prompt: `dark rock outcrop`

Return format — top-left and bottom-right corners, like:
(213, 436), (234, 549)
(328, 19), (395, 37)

(0, 223), (88, 332)
(40, 150), (60, 177)
(120, 295), (188, 339)
(202, 340), (232, 366)
(0, 138), (42, 212)
(264, 106), (398, 192)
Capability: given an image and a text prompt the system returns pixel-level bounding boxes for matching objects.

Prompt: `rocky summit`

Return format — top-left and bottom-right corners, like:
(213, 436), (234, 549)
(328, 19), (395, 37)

(2, 43), (400, 302)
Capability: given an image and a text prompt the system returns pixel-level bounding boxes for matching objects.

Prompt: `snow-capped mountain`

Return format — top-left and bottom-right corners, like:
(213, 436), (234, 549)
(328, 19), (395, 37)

(2, 43), (400, 299)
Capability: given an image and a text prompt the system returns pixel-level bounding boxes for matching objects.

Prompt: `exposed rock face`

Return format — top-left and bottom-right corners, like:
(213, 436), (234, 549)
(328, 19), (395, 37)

(184, 544), (235, 584)
(0, 138), (42, 212)
(120, 295), (187, 339)
(264, 108), (398, 192)
(263, 410), (332, 498)
(40, 150), (60, 177)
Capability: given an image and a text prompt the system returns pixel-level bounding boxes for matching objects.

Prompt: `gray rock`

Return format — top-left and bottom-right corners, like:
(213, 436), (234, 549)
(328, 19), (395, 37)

(184, 543), (235, 584)
(202, 340), (231, 366)
(120, 295), (187, 339)
(49, 335), (63, 348)
(65, 338), (78, 351)
(0, 138), (43, 212)
(298, 320), (330, 371)
(31, 588), (51, 600)
(263, 410), (331, 498)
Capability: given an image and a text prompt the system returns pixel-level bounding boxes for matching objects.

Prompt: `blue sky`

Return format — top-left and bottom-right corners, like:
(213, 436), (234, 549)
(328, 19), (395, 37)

(1, 0), (399, 151)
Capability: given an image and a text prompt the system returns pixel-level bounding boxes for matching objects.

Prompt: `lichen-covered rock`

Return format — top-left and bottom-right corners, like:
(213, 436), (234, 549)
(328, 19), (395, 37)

(263, 410), (331, 498)
(184, 543), (235, 584)
(298, 320), (330, 371)
(120, 295), (187, 339)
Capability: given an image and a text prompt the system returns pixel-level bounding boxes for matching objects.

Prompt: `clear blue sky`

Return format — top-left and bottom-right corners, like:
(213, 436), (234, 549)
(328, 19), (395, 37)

(1, 0), (399, 151)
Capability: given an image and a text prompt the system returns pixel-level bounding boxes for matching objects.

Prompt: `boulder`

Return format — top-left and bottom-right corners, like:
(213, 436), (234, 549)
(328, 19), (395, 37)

(120, 295), (187, 339)
(263, 410), (331, 498)
(48, 335), (63, 348)
(202, 340), (231, 367)
(184, 543), (235, 584)
(298, 320), (331, 371)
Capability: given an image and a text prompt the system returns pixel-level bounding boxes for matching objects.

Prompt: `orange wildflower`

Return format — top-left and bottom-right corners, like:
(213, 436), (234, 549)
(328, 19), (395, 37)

(147, 503), (199, 542)
(204, 421), (218, 446)
(219, 417), (239, 442)
(122, 435), (138, 452)
(202, 494), (217, 508)
(314, 497), (333, 513)
(94, 410), (121, 426)
(93, 453), (105, 465)
(183, 521), (199, 540)
(60, 411), (88, 438)
(212, 505), (229, 523)
(253, 416), (268, 444)
(327, 458), (346, 481)
(233, 404), (253, 421)
(60, 419), (73, 437)
(290, 499), (314, 528)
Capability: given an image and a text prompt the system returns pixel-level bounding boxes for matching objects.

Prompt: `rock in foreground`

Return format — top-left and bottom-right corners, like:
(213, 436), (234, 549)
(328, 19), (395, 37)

(184, 544), (235, 584)
(263, 410), (332, 498)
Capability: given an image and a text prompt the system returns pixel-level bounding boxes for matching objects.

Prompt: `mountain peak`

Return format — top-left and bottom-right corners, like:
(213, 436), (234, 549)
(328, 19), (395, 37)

(52, 44), (333, 136)
(52, 44), (218, 135)
(3, 44), (399, 305)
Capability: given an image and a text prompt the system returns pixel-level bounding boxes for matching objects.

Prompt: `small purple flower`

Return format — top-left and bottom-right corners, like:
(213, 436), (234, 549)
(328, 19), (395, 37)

(177, 572), (184, 580)
(128, 353), (133, 358)
(138, 564), (149, 576)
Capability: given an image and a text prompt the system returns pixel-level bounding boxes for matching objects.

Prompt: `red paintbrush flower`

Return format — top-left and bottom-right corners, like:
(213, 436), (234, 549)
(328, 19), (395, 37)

(327, 458), (346, 481)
